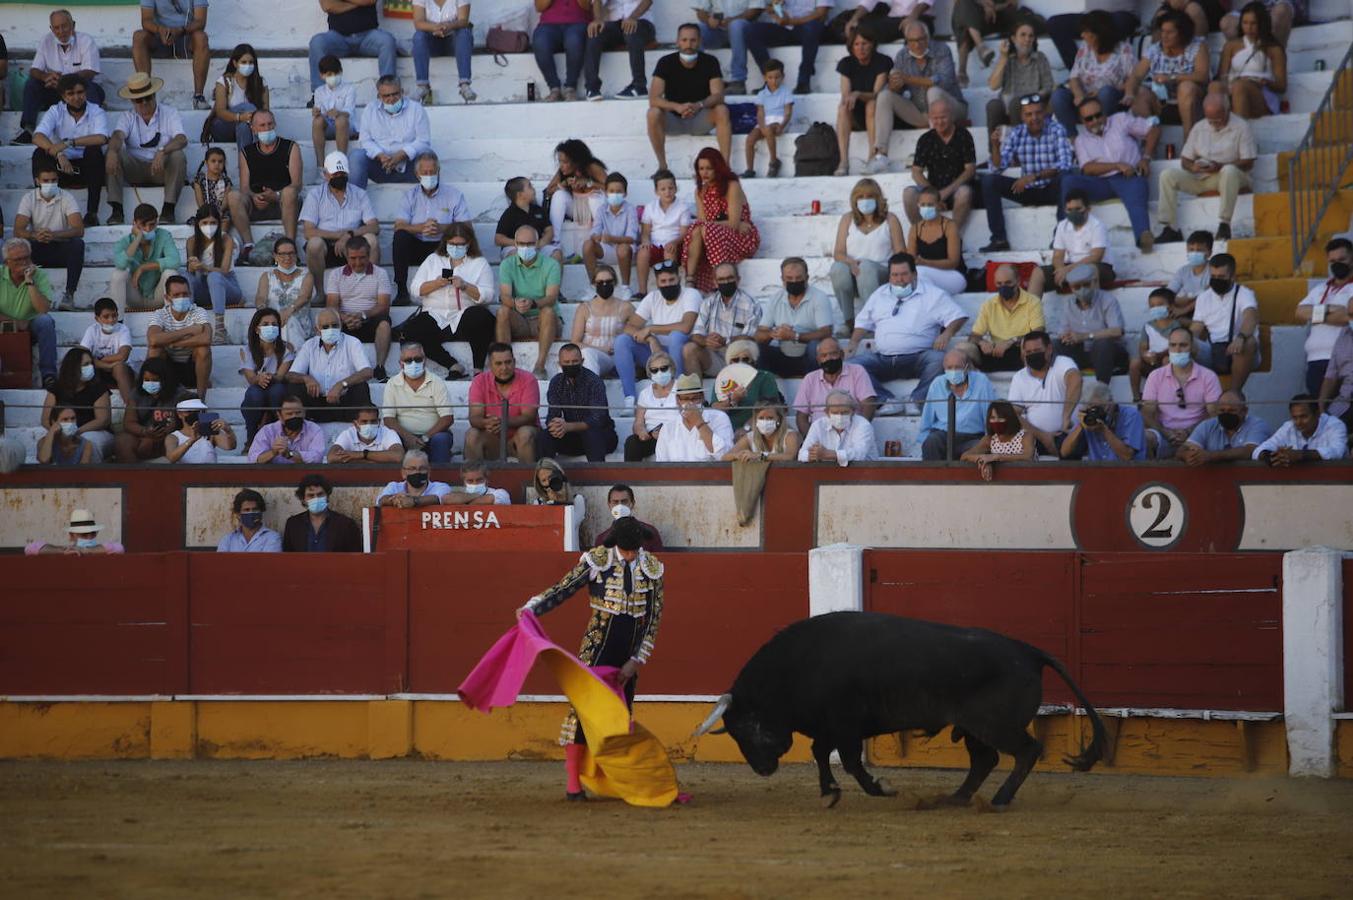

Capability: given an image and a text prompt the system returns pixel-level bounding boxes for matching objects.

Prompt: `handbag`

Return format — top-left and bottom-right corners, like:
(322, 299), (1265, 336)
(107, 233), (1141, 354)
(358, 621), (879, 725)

(486, 25), (529, 66)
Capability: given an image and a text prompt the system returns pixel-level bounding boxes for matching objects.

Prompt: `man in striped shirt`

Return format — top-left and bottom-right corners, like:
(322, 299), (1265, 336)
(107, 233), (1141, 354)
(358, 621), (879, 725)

(980, 93), (1075, 253)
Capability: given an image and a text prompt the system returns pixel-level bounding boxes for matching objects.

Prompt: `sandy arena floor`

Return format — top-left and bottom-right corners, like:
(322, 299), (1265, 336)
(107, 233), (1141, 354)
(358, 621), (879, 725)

(1, 760), (1350, 898)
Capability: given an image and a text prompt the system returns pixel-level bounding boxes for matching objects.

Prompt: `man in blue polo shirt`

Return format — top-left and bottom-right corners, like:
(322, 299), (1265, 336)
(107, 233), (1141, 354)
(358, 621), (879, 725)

(1177, 390), (1273, 465)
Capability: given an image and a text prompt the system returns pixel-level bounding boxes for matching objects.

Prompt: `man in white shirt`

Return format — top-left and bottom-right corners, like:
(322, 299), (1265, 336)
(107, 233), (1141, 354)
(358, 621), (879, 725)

(1157, 94), (1257, 243)
(1293, 238), (1352, 395)
(847, 252), (967, 411)
(392, 151), (471, 301)
(443, 461), (512, 506)
(1007, 330), (1082, 455)
(351, 76), (431, 189)
(1253, 395), (1348, 465)
(798, 390), (878, 466)
(755, 256), (837, 377)
(146, 275), (212, 399)
(13, 161), (86, 309)
(31, 76), (110, 227)
(1189, 252), (1259, 391)
(286, 308), (375, 422)
(325, 239), (394, 381)
(16, 9), (104, 143)
(614, 262), (702, 405)
(655, 372), (735, 461)
(1028, 189), (1115, 297)
(327, 404), (404, 463)
(105, 73), (187, 226)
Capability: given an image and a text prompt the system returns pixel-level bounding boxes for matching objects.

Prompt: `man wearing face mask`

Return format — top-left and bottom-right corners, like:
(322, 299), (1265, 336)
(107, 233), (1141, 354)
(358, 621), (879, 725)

(917, 348), (995, 460)
(542, 343), (618, 462)
(31, 76), (109, 230)
(755, 257), (836, 377)
(391, 152), (470, 303)
(16, 9), (105, 145)
(685, 262), (761, 376)
(655, 372), (734, 462)
(1028, 190), (1116, 298)
(1189, 253), (1259, 392)
(614, 262), (701, 406)
(1293, 238), (1353, 396)
(595, 484), (664, 550)
(1060, 381), (1148, 462)
(111, 203), (182, 311)
(1007, 330), (1082, 455)
(465, 343), (542, 464)
(248, 394), (326, 464)
(378, 449), (453, 509)
(145, 274), (212, 399)
(443, 461), (512, 506)
(498, 224), (563, 381)
(382, 342), (456, 464)
(793, 337), (877, 434)
(301, 152), (380, 292)
(647, 23), (732, 171)
(1141, 327), (1221, 459)
(25, 509), (124, 556)
(286, 308), (374, 422)
(351, 76), (430, 189)
(963, 263), (1046, 372)
(283, 474), (362, 553)
(848, 252), (967, 414)
(798, 390), (878, 466)
(216, 489), (283, 552)
(328, 404), (403, 464)
(1050, 264), (1127, 386)
(14, 161), (85, 310)
(1177, 390), (1272, 466)
(1059, 98), (1160, 254)
(229, 110), (304, 257)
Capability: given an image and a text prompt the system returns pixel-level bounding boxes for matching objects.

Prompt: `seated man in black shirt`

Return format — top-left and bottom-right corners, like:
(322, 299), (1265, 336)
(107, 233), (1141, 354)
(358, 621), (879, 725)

(227, 110), (305, 257)
(646, 23), (730, 172)
(899, 97), (977, 229)
(494, 176), (562, 264)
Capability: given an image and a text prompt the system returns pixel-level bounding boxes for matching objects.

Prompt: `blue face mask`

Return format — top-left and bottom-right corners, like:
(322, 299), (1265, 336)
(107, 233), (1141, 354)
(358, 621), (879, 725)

(1187, 251), (1207, 267)
(75, 537), (100, 549)
(1147, 306), (1170, 322)
(142, 380), (161, 396)
(170, 297), (194, 314)
(258, 324), (280, 342)
(306, 496), (329, 514)
(1169, 351), (1193, 368)
(943, 368), (966, 386)
(607, 192), (626, 207)
(518, 245), (538, 263)
(382, 99), (403, 115)
(256, 129), (277, 144)
(358, 423), (379, 441)
(80, 364), (95, 382)
(890, 282), (914, 299)
(447, 244), (468, 261)
(320, 327), (342, 345)
(856, 197), (877, 215)
(239, 511), (263, 530)
(919, 205), (938, 221)
(679, 51), (700, 63)
(60, 421), (79, 437)
(402, 360), (425, 379)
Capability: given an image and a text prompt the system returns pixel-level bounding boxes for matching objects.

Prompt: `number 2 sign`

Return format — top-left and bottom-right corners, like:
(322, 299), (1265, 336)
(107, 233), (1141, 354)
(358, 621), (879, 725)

(1127, 484), (1187, 549)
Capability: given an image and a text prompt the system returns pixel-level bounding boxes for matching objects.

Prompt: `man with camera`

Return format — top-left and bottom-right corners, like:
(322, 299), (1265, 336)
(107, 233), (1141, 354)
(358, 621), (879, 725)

(1059, 381), (1149, 461)
(247, 394), (326, 464)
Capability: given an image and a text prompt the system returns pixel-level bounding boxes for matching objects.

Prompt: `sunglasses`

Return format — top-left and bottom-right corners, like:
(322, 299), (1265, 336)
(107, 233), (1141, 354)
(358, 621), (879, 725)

(1081, 110), (1104, 122)
(653, 260), (677, 272)
(1175, 387), (1188, 409)
(649, 365), (672, 374)
(1019, 94), (1044, 106)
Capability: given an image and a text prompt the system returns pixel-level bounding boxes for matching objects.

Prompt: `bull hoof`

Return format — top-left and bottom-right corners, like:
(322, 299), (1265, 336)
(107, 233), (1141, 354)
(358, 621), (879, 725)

(875, 778), (898, 797)
(821, 788), (842, 809)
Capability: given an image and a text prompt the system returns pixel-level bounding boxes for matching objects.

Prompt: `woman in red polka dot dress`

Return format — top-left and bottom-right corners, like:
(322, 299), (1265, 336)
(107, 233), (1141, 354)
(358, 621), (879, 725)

(680, 148), (760, 293)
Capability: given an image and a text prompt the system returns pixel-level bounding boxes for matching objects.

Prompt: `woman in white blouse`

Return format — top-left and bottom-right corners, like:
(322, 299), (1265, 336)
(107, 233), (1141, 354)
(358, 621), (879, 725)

(623, 351), (679, 461)
(209, 43), (270, 150)
(829, 177), (904, 330)
(412, 0), (476, 104)
(570, 263), (635, 376)
(406, 221), (496, 377)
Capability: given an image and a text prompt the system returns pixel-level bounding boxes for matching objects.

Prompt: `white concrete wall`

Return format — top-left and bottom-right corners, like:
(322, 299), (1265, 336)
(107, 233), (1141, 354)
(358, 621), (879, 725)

(807, 543), (864, 616)
(1238, 486), (1353, 551)
(0, 486), (124, 549)
(1281, 547), (1347, 778)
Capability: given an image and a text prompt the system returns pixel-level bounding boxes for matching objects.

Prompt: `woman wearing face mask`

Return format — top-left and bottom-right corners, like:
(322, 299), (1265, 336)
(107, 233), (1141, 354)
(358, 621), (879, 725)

(961, 400), (1035, 481)
(528, 458), (589, 547)
(405, 221), (497, 376)
(570, 263), (635, 377)
(709, 340), (783, 431)
(724, 400), (801, 462)
(986, 23), (1054, 133)
(907, 187), (968, 297)
(166, 396), (236, 464)
(255, 237), (315, 350)
(209, 43), (271, 150)
(830, 178), (904, 330)
(624, 352), (679, 461)
(240, 308), (295, 444)
(37, 406), (95, 465)
(42, 347), (113, 462)
(184, 205), (243, 346)
(114, 358), (178, 462)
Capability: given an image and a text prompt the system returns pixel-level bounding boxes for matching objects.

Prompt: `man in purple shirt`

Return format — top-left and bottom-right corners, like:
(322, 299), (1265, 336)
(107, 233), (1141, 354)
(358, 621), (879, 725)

(1061, 98), (1161, 253)
(247, 394), (327, 464)
(792, 337), (878, 434)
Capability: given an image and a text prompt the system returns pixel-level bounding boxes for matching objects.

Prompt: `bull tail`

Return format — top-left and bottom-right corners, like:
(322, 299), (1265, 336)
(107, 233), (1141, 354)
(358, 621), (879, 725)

(1037, 651), (1108, 773)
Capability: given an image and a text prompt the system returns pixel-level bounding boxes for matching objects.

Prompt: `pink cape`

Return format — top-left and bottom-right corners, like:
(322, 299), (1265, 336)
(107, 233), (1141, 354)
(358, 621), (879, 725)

(458, 611), (680, 808)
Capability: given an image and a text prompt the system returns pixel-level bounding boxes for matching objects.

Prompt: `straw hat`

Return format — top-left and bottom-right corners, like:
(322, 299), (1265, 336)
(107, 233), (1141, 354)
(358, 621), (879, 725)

(118, 72), (164, 101)
(67, 509), (102, 534)
(674, 372), (704, 394)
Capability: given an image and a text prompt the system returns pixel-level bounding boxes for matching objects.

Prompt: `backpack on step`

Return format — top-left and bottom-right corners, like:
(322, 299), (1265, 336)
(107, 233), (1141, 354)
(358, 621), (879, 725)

(793, 122), (840, 177)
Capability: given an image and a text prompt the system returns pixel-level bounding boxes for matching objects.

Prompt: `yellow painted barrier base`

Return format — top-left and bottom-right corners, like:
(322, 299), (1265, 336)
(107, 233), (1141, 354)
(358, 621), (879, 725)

(2, 701), (1349, 779)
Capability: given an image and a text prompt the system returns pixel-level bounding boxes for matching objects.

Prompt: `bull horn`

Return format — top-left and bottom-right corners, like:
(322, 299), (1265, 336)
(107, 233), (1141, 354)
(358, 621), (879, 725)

(693, 693), (732, 737)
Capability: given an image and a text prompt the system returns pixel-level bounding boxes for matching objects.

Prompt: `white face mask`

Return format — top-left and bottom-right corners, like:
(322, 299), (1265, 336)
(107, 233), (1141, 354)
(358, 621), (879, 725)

(324, 74), (342, 88)
(38, 182), (60, 199)
(99, 321), (119, 335)
(419, 174), (439, 191)
(199, 223), (218, 239)
(237, 62), (256, 77)
(357, 423), (379, 441)
(828, 412), (850, 431)
(464, 482), (488, 496)
(610, 503), (632, 520)
(755, 418), (779, 435)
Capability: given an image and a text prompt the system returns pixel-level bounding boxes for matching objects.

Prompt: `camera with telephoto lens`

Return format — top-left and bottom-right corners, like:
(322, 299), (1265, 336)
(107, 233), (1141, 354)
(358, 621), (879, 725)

(547, 473), (564, 492)
(1083, 406), (1105, 427)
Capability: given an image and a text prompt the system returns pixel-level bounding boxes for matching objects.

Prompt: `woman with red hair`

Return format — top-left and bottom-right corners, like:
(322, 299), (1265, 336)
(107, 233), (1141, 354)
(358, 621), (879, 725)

(680, 148), (760, 292)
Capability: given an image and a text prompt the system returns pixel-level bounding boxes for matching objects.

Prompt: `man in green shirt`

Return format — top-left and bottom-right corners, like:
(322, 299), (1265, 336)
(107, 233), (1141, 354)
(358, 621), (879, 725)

(0, 237), (58, 390)
(497, 224), (561, 379)
(110, 202), (182, 310)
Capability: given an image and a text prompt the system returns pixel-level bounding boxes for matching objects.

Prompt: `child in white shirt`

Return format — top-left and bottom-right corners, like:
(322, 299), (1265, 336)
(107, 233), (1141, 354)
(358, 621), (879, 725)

(78, 297), (136, 402)
(636, 169), (693, 294)
(311, 55), (358, 168)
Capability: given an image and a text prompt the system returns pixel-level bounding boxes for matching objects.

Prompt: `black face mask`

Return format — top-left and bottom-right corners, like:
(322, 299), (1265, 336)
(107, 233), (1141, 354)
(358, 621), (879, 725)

(594, 281), (615, 299)
(784, 280), (807, 297)
(239, 511), (263, 530)
(659, 283), (682, 301)
(1209, 277), (1233, 295)
(406, 472), (429, 489)
(820, 357), (843, 375)
(717, 281), (738, 298)
(1330, 261), (1351, 281)
(329, 174), (348, 191)
(561, 363), (583, 379)
(1217, 411), (1241, 431)
(1025, 351), (1047, 371)
(997, 283), (1019, 300)
(283, 416), (304, 433)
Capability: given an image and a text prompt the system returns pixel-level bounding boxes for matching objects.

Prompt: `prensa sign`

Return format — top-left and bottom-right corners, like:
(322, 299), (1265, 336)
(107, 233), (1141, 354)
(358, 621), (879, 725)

(363, 505), (578, 552)
(422, 510), (502, 529)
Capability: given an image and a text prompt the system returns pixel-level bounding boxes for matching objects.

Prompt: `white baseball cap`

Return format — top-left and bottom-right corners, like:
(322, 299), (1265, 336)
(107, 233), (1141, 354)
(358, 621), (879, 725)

(324, 151), (350, 174)
(176, 398), (208, 412)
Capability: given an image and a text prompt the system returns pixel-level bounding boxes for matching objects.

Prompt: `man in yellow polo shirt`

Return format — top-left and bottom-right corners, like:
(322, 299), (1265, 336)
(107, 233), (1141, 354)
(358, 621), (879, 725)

(962, 263), (1046, 372)
(380, 341), (455, 463)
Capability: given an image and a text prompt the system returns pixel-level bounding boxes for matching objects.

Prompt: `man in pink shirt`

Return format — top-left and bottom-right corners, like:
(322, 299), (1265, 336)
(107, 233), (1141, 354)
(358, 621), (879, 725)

(792, 337), (878, 434)
(1060, 98), (1160, 253)
(464, 341), (540, 463)
(25, 508), (125, 555)
(1141, 327), (1221, 458)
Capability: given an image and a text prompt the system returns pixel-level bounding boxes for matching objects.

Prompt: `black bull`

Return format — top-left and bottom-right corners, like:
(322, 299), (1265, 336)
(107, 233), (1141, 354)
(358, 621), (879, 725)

(694, 612), (1109, 807)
